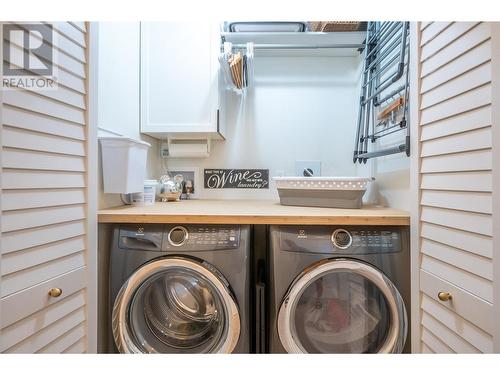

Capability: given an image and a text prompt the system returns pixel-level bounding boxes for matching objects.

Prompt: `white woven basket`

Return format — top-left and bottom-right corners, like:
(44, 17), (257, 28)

(273, 177), (374, 191)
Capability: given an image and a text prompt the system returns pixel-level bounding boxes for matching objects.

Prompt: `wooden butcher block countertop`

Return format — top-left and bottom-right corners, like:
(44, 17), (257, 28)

(98, 200), (409, 226)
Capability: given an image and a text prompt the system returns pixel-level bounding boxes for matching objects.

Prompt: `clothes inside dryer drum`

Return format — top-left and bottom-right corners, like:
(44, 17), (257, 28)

(292, 272), (390, 353)
(277, 259), (407, 353)
(127, 267), (229, 353)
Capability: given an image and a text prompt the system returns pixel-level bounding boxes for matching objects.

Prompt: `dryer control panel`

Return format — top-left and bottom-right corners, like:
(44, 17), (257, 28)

(279, 225), (404, 255)
(349, 229), (401, 253)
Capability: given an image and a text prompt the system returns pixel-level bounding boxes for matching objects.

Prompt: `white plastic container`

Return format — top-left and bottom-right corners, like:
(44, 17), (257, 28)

(99, 136), (150, 194)
(143, 180), (157, 205)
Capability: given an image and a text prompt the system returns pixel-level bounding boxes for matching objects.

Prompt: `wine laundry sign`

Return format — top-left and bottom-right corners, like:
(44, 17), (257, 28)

(204, 169), (269, 189)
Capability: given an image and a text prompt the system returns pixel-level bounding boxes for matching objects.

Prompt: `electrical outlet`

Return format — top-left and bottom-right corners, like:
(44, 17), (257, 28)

(295, 160), (321, 177)
(160, 142), (169, 158)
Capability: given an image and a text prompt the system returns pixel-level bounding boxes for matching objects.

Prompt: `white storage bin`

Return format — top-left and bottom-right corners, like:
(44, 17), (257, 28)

(99, 136), (151, 194)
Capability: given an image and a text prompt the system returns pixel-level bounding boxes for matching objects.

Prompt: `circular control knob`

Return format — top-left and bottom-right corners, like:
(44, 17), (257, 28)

(331, 229), (353, 249)
(168, 226), (189, 246)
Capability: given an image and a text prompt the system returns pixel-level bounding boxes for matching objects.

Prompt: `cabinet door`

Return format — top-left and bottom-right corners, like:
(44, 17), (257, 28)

(140, 22), (221, 139)
(0, 22), (97, 353)
(414, 22), (496, 353)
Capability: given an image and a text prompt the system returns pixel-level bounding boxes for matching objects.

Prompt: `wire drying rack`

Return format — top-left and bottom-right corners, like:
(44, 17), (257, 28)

(353, 21), (410, 163)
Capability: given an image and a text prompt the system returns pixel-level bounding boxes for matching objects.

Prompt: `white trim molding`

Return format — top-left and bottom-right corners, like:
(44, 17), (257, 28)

(85, 21), (99, 354)
(409, 21), (422, 353)
(490, 21), (500, 353)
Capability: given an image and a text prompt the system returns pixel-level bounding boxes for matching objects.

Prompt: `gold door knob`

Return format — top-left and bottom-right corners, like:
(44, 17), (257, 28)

(48, 288), (63, 298)
(438, 292), (452, 301)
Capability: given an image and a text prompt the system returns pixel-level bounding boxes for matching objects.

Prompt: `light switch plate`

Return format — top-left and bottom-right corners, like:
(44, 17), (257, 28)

(295, 160), (321, 177)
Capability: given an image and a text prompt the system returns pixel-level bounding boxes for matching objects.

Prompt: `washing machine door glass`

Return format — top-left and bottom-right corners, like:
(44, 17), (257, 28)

(278, 259), (407, 353)
(112, 257), (240, 353)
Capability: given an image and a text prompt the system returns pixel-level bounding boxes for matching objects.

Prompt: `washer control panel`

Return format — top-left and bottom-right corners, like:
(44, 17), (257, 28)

(163, 225), (240, 251)
(279, 226), (403, 254)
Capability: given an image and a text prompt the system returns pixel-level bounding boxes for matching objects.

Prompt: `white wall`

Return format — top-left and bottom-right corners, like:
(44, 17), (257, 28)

(97, 22), (159, 208)
(356, 136), (411, 210)
(165, 55), (361, 199)
(96, 22), (410, 207)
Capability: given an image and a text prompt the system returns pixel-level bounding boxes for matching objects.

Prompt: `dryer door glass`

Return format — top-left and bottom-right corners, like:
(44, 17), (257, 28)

(278, 259), (407, 353)
(113, 257), (240, 353)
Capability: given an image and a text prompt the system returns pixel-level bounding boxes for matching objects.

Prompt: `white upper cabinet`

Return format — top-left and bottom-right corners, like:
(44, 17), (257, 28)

(140, 22), (223, 139)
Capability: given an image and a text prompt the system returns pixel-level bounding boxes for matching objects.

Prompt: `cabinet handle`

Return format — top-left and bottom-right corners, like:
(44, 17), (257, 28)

(48, 288), (63, 298)
(438, 292), (452, 301)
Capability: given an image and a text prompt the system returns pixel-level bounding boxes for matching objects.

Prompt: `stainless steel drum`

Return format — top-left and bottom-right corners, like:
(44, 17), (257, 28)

(112, 257), (240, 353)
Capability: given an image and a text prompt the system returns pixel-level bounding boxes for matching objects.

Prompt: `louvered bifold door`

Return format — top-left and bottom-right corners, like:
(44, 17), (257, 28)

(415, 22), (496, 353)
(0, 22), (97, 353)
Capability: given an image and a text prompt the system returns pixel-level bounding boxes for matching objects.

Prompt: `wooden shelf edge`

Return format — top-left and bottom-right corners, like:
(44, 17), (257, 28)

(98, 213), (410, 226)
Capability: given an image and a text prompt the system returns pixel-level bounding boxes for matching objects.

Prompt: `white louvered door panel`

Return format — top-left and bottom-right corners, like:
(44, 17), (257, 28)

(414, 22), (498, 353)
(0, 22), (97, 353)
